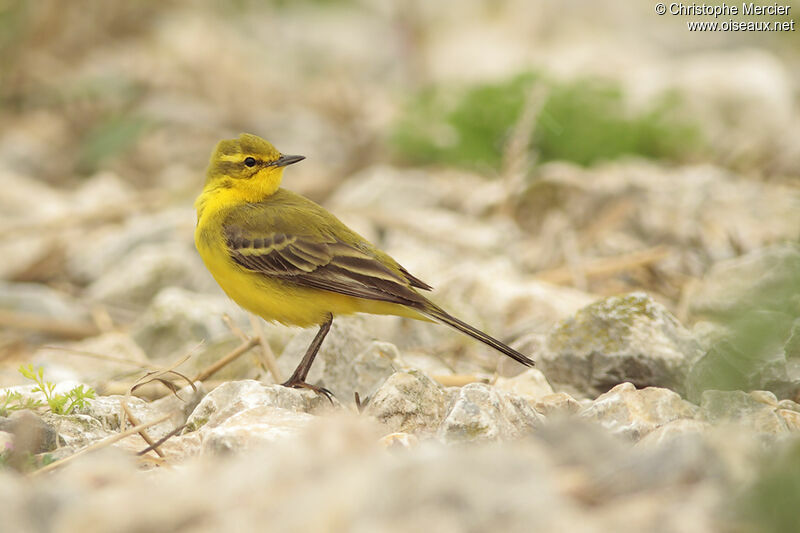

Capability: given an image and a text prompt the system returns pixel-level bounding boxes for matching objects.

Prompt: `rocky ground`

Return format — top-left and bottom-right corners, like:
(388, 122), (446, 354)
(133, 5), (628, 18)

(1, 1), (800, 532)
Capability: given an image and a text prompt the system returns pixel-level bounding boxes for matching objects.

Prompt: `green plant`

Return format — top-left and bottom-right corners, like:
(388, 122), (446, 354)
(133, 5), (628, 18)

(684, 245), (800, 402)
(0, 389), (44, 416)
(735, 439), (800, 533)
(391, 72), (702, 173)
(0, 447), (56, 472)
(14, 364), (96, 415)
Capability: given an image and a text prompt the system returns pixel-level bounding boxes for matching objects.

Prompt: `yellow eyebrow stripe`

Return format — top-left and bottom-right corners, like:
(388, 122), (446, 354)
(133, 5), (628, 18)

(219, 153), (246, 163)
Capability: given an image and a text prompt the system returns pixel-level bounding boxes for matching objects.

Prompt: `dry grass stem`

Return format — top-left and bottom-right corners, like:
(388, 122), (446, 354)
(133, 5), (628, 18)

(433, 374), (489, 387)
(42, 345), (156, 370)
(0, 310), (99, 339)
(130, 347), (200, 397)
(222, 314), (249, 342)
(136, 423), (186, 457)
(32, 413), (173, 477)
(249, 314), (282, 383)
(89, 305), (115, 332)
(536, 246), (671, 285)
(192, 337), (259, 382)
(502, 84), (548, 196)
(577, 200), (636, 247)
(562, 230), (588, 291)
(121, 400), (165, 458)
(0, 193), (166, 240)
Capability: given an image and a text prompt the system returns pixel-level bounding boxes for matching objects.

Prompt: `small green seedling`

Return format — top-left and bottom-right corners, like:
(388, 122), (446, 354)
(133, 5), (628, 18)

(0, 365), (97, 416)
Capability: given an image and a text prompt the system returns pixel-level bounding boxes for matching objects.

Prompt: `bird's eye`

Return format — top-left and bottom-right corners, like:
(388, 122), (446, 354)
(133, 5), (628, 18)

(244, 157), (257, 167)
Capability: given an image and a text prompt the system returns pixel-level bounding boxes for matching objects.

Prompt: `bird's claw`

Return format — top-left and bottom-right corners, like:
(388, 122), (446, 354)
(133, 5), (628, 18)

(281, 379), (334, 403)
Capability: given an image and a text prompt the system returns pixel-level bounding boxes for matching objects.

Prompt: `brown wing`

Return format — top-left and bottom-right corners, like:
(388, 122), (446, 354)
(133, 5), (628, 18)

(224, 225), (429, 308)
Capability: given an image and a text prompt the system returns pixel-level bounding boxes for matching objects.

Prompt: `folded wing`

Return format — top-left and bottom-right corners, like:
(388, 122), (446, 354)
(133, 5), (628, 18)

(224, 225), (429, 309)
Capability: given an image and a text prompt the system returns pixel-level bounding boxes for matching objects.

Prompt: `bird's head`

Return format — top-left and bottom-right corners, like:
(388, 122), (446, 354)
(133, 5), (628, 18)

(204, 133), (304, 198)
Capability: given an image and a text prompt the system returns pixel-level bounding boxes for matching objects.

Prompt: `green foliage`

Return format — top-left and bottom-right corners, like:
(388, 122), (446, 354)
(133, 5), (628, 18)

(0, 447), (55, 473)
(77, 113), (151, 175)
(0, 0), (29, 61)
(391, 72), (701, 173)
(11, 364), (96, 415)
(536, 82), (698, 166)
(0, 390), (44, 417)
(735, 439), (800, 533)
(684, 245), (800, 402)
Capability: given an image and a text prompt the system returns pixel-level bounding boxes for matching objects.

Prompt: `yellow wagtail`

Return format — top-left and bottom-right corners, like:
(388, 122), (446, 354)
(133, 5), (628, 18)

(195, 134), (534, 397)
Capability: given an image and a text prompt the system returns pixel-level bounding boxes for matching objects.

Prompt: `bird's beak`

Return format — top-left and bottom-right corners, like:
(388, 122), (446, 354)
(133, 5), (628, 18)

(274, 154), (305, 167)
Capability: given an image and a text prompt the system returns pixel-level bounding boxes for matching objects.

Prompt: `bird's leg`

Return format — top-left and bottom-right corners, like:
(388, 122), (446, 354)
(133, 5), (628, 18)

(282, 314), (334, 401)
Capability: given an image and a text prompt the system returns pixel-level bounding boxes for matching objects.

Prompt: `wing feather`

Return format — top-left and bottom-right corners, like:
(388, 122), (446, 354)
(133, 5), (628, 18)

(224, 219), (428, 307)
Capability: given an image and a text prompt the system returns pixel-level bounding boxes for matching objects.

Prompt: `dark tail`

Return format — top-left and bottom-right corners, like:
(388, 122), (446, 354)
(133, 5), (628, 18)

(423, 306), (535, 367)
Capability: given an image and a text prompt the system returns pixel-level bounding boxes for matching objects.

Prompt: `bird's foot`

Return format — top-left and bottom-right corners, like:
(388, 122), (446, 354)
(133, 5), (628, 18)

(281, 378), (334, 403)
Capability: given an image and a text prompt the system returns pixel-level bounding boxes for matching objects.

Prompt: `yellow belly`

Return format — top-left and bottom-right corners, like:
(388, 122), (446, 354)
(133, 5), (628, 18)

(195, 221), (424, 328)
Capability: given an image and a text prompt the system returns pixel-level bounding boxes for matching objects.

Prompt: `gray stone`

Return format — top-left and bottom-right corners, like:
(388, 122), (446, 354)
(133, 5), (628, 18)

(494, 368), (554, 400)
(497, 333), (546, 377)
(329, 165), (450, 211)
(32, 332), (150, 383)
(278, 316), (398, 400)
(637, 419), (710, 449)
(748, 390), (778, 407)
(777, 399), (800, 412)
(184, 380), (331, 433)
(5, 417), (593, 533)
(0, 168), (73, 281)
(686, 244), (800, 322)
(148, 382), (208, 423)
(580, 383), (699, 440)
(699, 390), (788, 434)
(72, 395), (145, 432)
(202, 406), (316, 455)
(438, 382), (544, 444)
(130, 287), (250, 363)
(523, 162), (800, 274)
(379, 431), (419, 451)
(41, 412), (113, 448)
(777, 409), (800, 431)
(541, 292), (702, 397)
(66, 207), (196, 284)
(77, 384), (205, 441)
(534, 392), (582, 417)
(0, 410), (59, 453)
(0, 281), (90, 324)
(87, 242), (213, 307)
(423, 262), (593, 363)
(364, 370), (449, 435)
(0, 430), (12, 451)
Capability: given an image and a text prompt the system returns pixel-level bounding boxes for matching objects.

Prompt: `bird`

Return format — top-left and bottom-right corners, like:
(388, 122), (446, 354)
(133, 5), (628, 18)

(194, 133), (534, 398)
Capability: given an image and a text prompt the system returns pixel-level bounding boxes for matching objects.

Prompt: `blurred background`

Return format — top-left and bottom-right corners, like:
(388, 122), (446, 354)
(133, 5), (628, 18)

(1, 0), (798, 373)
(1, 1), (800, 531)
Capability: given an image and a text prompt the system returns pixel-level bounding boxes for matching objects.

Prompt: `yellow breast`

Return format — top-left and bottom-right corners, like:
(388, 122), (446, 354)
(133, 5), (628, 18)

(194, 185), (427, 327)
(195, 216), (337, 327)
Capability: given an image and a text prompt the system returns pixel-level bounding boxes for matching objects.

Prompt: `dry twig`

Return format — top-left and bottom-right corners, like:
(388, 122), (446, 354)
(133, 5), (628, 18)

(136, 423), (186, 457)
(249, 314), (282, 383)
(41, 345), (155, 370)
(222, 313), (248, 342)
(130, 348), (198, 398)
(0, 310), (99, 339)
(192, 337), (259, 382)
(121, 400), (165, 458)
(433, 374), (489, 387)
(535, 246), (671, 285)
(32, 413), (173, 476)
(502, 83), (548, 196)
